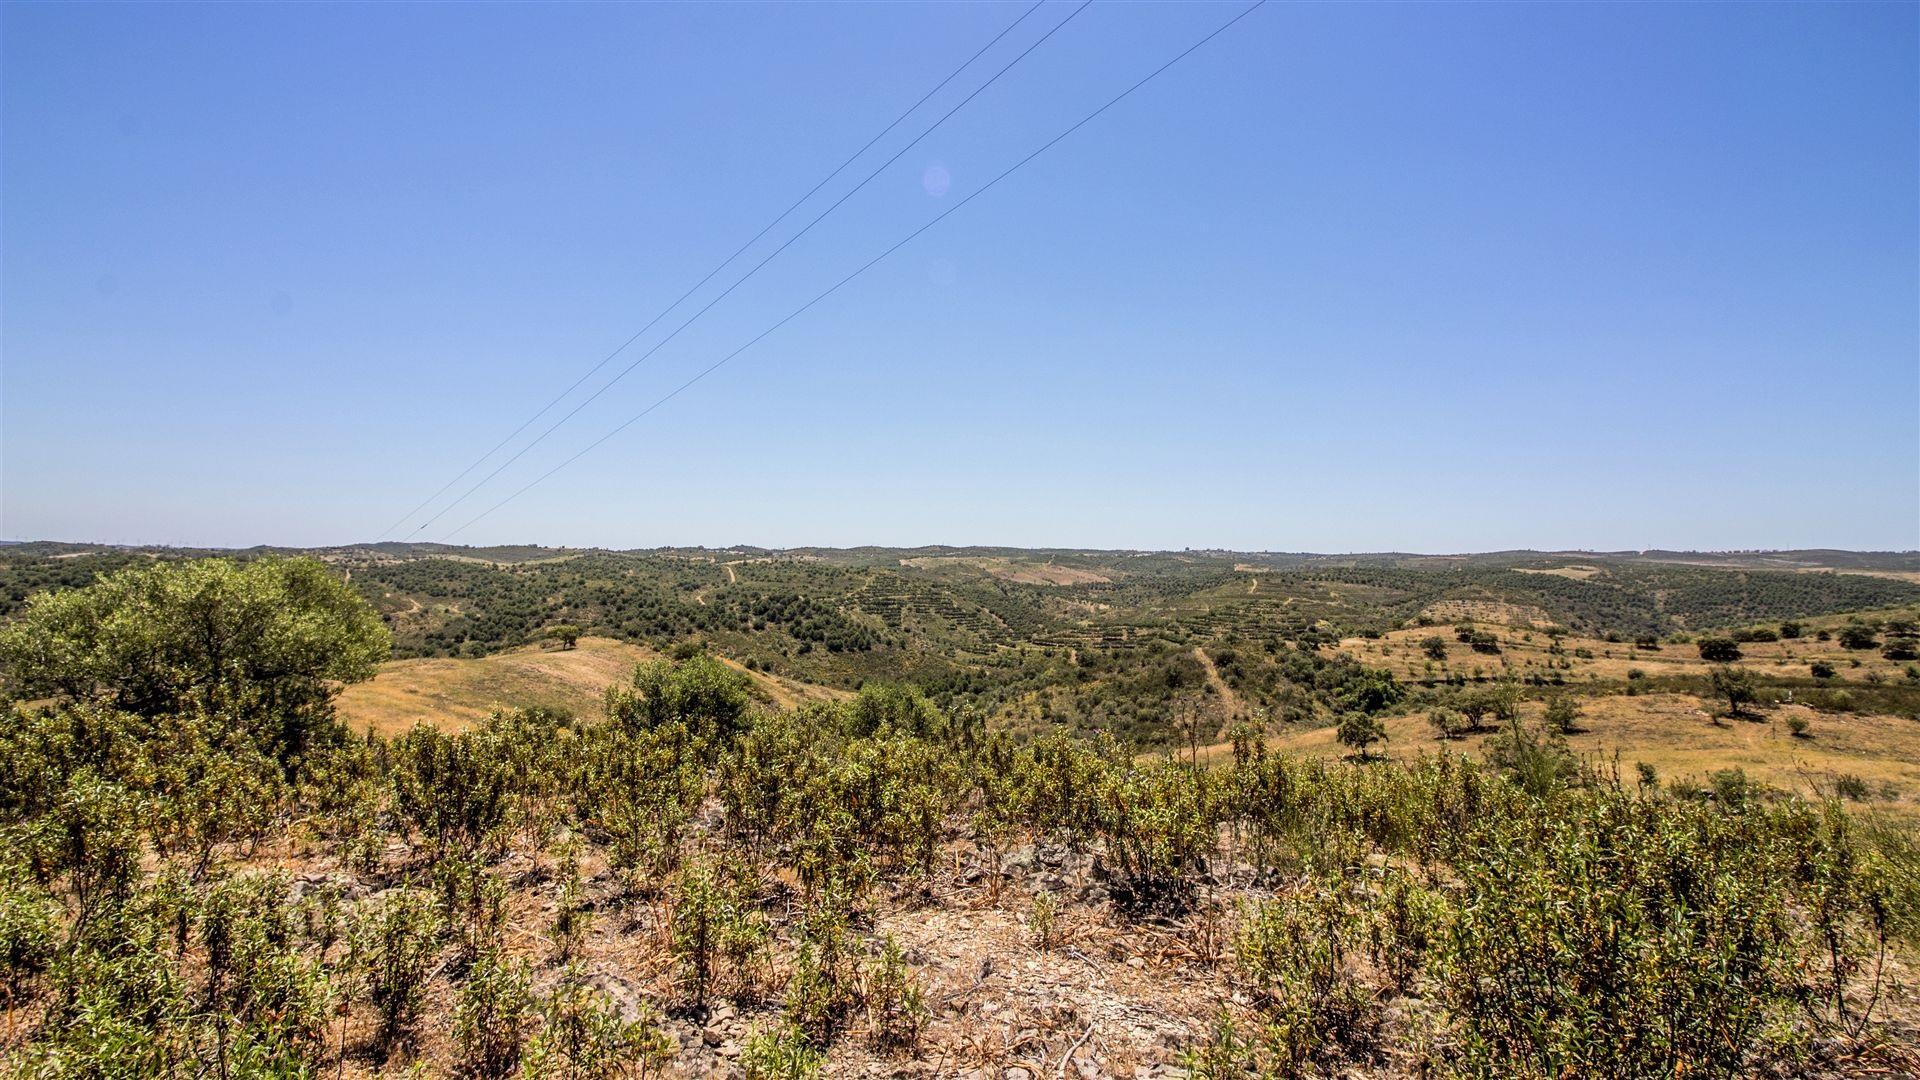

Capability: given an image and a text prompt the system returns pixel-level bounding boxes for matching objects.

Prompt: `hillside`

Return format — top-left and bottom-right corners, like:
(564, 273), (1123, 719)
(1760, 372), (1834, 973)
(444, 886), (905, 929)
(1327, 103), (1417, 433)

(8, 543), (1919, 751)
(335, 636), (848, 736)
(4, 553), (1919, 1080)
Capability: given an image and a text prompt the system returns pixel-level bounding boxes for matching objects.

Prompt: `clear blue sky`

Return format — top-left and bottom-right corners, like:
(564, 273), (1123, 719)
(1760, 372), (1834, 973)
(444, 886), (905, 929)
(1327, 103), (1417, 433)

(4, 1), (1915, 552)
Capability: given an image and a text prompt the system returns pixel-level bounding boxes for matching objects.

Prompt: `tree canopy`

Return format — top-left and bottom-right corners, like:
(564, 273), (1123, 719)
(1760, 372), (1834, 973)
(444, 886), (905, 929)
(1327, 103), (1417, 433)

(0, 557), (389, 763)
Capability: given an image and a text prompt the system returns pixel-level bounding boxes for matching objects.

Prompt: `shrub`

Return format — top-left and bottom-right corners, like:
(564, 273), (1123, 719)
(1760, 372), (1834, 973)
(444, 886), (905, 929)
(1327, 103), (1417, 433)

(1426, 708), (1467, 740)
(861, 934), (927, 1051)
(1541, 697), (1580, 734)
(1837, 626), (1879, 650)
(453, 950), (534, 1080)
(671, 857), (722, 1007)
(1235, 874), (1383, 1071)
(1786, 715), (1811, 739)
(1028, 890), (1060, 950)
(524, 967), (673, 1079)
(1810, 660), (1837, 679)
(1697, 637), (1742, 662)
(741, 1021), (825, 1080)
(355, 887), (441, 1062)
(1484, 720), (1576, 797)
(0, 858), (59, 992)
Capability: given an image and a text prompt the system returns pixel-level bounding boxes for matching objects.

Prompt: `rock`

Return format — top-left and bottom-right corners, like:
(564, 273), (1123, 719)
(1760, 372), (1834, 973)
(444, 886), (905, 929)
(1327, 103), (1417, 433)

(1006, 1068), (1033, 1080)
(1126, 956), (1146, 970)
(583, 972), (649, 1025)
(702, 1025), (725, 1047)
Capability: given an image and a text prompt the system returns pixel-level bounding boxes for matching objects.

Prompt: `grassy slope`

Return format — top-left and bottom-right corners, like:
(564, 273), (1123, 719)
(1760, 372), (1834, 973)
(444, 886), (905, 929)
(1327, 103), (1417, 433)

(335, 636), (845, 737)
(1226, 694), (1920, 819)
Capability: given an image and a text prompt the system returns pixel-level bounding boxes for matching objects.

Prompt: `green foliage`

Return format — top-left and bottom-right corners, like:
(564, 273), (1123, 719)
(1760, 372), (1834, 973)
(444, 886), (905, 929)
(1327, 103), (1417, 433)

(0, 557), (388, 765)
(1425, 707), (1466, 740)
(454, 950), (535, 1080)
(1335, 711), (1385, 759)
(0, 550), (1908, 1076)
(1439, 786), (1820, 1077)
(861, 934), (926, 1051)
(1233, 868), (1384, 1071)
(355, 886), (441, 1062)
(608, 652), (752, 746)
(1484, 719), (1576, 797)
(1697, 636), (1743, 662)
(1541, 695), (1580, 734)
(522, 966), (673, 1079)
(1838, 625), (1880, 650)
(1710, 665), (1758, 717)
(0, 856), (59, 992)
(741, 1021), (826, 1080)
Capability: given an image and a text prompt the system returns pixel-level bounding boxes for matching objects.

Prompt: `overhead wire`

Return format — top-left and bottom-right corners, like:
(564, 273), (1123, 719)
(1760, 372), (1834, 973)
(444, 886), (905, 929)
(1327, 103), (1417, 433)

(383, 0), (1089, 539)
(443, 0), (1270, 541)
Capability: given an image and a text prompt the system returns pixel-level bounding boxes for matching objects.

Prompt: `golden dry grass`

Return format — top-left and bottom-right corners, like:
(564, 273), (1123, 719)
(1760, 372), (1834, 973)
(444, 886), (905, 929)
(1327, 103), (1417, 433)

(1338, 622), (1918, 685)
(900, 556), (1111, 586)
(336, 636), (844, 736)
(1191, 692), (1920, 824)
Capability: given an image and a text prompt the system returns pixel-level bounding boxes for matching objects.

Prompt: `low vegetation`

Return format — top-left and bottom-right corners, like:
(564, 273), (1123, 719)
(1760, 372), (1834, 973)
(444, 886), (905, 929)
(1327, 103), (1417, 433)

(0, 556), (1915, 1077)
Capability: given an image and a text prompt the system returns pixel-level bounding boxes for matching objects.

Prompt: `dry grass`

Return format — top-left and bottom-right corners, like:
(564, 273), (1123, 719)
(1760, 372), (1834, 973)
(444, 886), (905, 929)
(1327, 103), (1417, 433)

(1339, 622), (1919, 686)
(336, 636), (844, 737)
(1193, 693), (1920, 824)
(1511, 564), (1604, 580)
(900, 556), (1111, 586)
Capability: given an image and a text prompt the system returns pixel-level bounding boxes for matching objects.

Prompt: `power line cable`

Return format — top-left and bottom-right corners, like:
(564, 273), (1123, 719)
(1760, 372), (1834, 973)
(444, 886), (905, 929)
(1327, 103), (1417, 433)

(444, 0), (1268, 541)
(383, 0), (1082, 539)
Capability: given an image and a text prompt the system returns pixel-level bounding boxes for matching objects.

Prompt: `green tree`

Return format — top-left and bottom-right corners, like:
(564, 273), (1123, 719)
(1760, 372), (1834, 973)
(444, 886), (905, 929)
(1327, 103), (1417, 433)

(1335, 711), (1386, 760)
(1836, 626), (1879, 650)
(0, 557), (388, 766)
(546, 624), (582, 650)
(608, 653), (753, 745)
(1696, 637), (1742, 663)
(1709, 666), (1757, 718)
(1542, 696), (1581, 734)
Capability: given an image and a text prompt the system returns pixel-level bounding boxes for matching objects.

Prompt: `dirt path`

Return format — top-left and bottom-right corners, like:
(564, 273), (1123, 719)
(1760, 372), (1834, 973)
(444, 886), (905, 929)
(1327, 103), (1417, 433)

(722, 562), (738, 584)
(1192, 646), (1244, 720)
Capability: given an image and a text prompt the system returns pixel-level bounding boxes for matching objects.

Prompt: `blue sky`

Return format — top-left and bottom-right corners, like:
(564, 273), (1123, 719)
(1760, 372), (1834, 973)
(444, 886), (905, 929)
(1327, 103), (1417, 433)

(3, 1), (1915, 552)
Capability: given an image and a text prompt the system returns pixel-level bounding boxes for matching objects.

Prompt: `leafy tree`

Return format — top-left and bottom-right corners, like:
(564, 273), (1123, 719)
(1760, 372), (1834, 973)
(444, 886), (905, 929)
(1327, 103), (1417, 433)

(1542, 696), (1580, 735)
(0, 558), (388, 765)
(546, 623), (582, 650)
(1810, 660), (1837, 679)
(1420, 636), (1449, 662)
(1334, 669), (1402, 715)
(608, 653), (753, 745)
(1335, 712), (1385, 760)
(1882, 639), (1918, 662)
(1837, 626), (1879, 650)
(1426, 708), (1467, 740)
(1709, 666), (1757, 718)
(1456, 686), (1517, 732)
(1696, 637), (1742, 663)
